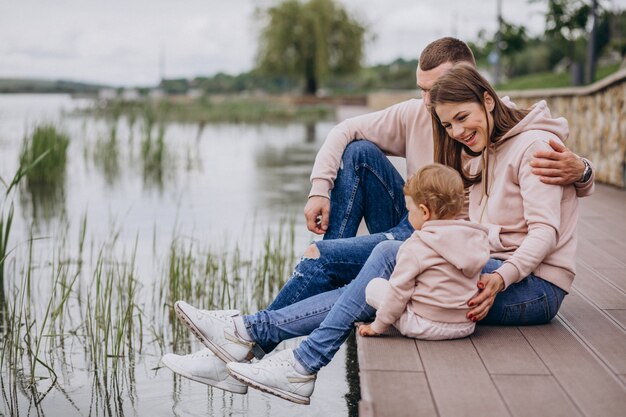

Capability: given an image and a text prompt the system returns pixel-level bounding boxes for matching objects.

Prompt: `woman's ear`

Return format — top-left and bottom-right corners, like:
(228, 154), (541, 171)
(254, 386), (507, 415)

(484, 91), (495, 112)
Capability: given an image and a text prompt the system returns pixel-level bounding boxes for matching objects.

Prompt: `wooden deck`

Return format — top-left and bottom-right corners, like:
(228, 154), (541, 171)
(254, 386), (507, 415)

(356, 183), (626, 417)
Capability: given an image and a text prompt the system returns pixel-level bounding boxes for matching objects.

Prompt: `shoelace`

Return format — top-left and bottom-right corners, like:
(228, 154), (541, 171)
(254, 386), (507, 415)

(258, 353), (292, 369)
(190, 349), (214, 359)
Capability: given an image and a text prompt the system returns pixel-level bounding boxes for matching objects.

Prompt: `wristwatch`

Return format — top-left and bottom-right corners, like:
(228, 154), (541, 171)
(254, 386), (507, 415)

(579, 158), (592, 183)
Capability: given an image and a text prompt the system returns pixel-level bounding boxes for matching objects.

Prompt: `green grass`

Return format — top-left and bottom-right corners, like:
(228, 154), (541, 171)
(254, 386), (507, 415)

(82, 97), (335, 124)
(496, 63), (622, 90)
(1, 208), (299, 412)
(19, 124), (69, 187)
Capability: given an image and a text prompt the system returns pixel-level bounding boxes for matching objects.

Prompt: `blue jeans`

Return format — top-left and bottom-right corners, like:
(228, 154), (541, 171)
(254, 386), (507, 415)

(257, 141), (410, 357)
(244, 250), (568, 373)
(267, 140), (409, 311)
(480, 259), (567, 325)
(323, 140), (408, 240)
(244, 240), (403, 373)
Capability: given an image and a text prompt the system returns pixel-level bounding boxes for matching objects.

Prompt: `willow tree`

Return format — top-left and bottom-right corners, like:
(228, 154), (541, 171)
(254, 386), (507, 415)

(256, 0), (366, 95)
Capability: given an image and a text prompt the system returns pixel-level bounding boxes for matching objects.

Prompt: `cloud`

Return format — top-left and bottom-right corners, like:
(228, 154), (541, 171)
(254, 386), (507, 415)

(0, 0), (623, 86)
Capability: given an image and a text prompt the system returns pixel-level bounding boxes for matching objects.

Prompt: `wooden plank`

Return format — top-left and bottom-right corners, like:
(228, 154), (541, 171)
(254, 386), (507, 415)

(606, 309), (626, 330)
(594, 266), (626, 293)
(359, 370), (437, 417)
(559, 293), (626, 373)
(357, 334), (423, 372)
(520, 320), (626, 417)
(577, 239), (625, 269)
(576, 219), (607, 240)
(417, 338), (510, 417)
(492, 375), (583, 417)
(586, 240), (626, 269)
(572, 265), (626, 309)
(471, 326), (549, 375)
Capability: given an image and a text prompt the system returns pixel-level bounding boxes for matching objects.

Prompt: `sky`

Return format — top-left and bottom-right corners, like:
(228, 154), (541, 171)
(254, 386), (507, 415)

(1, 0), (625, 87)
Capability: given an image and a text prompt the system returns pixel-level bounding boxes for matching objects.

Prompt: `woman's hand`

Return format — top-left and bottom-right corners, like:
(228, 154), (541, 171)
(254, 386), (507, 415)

(358, 324), (380, 337)
(467, 272), (505, 322)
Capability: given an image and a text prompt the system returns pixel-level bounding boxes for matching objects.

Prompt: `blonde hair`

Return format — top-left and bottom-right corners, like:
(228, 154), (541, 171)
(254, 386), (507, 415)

(429, 63), (529, 189)
(403, 164), (464, 220)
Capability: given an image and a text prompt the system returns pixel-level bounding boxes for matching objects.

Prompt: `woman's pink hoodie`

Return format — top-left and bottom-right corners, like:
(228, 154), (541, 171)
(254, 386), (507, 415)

(469, 100), (579, 292)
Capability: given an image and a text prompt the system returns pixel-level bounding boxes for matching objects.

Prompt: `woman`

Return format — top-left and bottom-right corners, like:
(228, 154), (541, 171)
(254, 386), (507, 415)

(167, 63), (579, 405)
(429, 63), (578, 325)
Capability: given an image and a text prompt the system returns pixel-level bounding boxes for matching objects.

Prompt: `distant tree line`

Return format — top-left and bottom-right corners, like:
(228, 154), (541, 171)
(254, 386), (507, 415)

(469, 0), (626, 82)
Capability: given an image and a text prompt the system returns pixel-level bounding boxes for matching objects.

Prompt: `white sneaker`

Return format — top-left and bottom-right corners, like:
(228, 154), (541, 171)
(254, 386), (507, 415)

(174, 301), (254, 363)
(226, 349), (316, 405)
(161, 348), (248, 394)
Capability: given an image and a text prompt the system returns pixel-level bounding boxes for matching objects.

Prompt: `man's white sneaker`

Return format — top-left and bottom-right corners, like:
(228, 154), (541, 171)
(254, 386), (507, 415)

(161, 348), (248, 394)
(226, 349), (316, 405)
(174, 301), (254, 363)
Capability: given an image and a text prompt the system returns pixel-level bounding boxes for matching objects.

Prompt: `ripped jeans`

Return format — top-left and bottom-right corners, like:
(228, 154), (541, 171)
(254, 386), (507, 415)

(244, 240), (404, 370)
(251, 140), (411, 357)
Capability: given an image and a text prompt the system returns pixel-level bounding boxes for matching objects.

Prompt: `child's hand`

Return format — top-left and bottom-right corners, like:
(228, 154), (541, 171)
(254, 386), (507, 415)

(358, 324), (380, 337)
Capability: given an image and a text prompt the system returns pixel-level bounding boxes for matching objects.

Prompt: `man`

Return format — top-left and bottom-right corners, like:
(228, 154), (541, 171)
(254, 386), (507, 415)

(161, 37), (594, 394)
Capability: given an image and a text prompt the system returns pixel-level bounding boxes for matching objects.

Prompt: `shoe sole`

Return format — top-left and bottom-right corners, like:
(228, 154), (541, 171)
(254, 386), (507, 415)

(227, 367), (310, 405)
(160, 356), (248, 394)
(175, 302), (240, 363)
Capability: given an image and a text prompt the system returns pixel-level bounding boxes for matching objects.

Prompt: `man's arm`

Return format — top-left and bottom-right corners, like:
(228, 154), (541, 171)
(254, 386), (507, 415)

(530, 139), (595, 197)
(305, 99), (421, 233)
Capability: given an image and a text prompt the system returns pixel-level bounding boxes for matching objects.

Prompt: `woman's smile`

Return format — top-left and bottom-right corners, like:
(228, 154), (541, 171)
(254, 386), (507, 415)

(435, 101), (493, 153)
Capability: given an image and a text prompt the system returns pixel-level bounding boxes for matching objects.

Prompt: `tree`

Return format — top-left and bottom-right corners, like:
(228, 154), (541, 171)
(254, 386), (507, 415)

(256, 0), (366, 95)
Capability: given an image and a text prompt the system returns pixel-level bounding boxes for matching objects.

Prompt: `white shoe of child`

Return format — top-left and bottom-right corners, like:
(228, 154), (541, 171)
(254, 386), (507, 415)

(161, 348), (248, 394)
(174, 301), (254, 363)
(226, 349), (316, 405)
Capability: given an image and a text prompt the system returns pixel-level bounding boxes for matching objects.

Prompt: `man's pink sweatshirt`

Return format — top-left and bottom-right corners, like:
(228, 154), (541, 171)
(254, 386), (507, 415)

(468, 101), (579, 292)
(370, 220), (490, 334)
(309, 99), (594, 199)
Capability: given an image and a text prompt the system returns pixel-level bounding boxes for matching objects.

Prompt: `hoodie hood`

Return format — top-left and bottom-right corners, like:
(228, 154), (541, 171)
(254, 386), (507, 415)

(415, 220), (490, 277)
(499, 100), (569, 144)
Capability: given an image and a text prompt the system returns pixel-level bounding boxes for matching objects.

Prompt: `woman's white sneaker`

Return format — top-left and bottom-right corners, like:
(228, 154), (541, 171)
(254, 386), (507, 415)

(174, 301), (254, 363)
(161, 349), (248, 394)
(226, 349), (316, 405)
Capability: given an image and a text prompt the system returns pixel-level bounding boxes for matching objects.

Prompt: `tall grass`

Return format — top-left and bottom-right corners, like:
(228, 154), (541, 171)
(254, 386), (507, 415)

(155, 219), (297, 352)
(140, 104), (168, 188)
(19, 124), (69, 188)
(18, 124), (70, 222)
(1, 210), (299, 413)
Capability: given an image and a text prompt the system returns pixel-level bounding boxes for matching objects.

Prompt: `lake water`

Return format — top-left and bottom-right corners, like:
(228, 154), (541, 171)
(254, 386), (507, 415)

(0, 94), (358, 417)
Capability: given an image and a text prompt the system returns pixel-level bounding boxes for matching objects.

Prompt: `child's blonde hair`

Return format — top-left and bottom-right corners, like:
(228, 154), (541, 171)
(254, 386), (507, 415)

(403, 163), (464, 219)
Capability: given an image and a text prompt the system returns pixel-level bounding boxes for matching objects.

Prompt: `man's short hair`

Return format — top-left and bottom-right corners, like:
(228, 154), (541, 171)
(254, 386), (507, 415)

(419, 37), (476, 71)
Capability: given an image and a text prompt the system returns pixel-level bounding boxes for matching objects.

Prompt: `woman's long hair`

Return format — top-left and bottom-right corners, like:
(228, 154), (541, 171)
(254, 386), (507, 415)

(429, 63), (528, 188)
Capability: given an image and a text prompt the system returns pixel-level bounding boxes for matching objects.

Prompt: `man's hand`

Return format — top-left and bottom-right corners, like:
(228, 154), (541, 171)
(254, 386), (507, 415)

(358, 324), (380, 337)
(530, 139), (585, 185)
(304, 196), (330, 234)
(467, 272), (505, 322)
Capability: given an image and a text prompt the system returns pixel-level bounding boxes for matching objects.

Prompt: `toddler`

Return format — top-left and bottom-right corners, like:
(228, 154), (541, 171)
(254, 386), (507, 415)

(359, 163), (489, 340)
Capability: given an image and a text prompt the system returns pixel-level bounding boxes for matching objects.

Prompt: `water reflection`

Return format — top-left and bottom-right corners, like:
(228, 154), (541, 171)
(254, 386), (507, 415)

(253, 125), (321, 210)
(0, 94), (353, 417)
(93, 123), (122, 187)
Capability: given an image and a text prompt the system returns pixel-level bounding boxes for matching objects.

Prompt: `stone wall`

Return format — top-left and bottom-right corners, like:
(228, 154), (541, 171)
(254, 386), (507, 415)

(502, 70), (626, 189)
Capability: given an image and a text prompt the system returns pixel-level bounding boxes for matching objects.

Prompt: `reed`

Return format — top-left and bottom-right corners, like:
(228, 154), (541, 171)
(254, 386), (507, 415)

(1, 204), (298, 413)
(19, 124), (69, 188)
